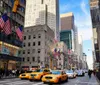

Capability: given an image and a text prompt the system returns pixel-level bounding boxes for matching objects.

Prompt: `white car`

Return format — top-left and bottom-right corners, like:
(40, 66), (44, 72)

(76, 70), (85, 76)
(66, 70), (76, 78)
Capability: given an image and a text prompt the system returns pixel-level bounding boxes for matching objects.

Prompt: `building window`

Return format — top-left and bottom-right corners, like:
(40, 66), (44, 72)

(38, 41), (41, 46)
(32, 49), (35, 53)
(27, 49), (30, 54)
(32, 57), (35, 61)
(33, 35), (36, 39)
(23, 58), (25, 61)
(23, 43), (25, 47)
(23, 50), (25, 54)
(28, 35), (31, 39)
(24, 36), (26, 40)
(38, 34), (41, 38)
(33, 42), (35, 46)
(41, 0), (43, 4)
(28, 42), (31, 46)
(38, 49), (41, 53)
(27, 57), (29, 61)
(27, 30), (29, 32)
(38, 56), (40, 63)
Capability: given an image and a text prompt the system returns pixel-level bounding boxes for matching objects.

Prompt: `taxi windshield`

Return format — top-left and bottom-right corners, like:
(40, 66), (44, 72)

(34, 69), (43, 72)
(51, 71), (61, 75)
(26, 71), (33, 73)
(66, 70), (73, 73)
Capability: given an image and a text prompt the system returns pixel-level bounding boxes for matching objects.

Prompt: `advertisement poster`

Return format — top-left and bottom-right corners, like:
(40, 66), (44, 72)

(0, 43), (19, 57)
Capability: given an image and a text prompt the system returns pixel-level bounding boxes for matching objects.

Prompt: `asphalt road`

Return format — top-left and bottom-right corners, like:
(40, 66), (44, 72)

(0, 74), (99, 85)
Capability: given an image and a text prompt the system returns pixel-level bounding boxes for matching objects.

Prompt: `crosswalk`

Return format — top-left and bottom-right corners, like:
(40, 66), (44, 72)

(0, 78), (45, 85)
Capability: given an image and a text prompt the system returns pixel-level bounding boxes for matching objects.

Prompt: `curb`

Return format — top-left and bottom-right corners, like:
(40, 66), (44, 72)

(95, 76), (100, 85)
(0, 77), (18, 80)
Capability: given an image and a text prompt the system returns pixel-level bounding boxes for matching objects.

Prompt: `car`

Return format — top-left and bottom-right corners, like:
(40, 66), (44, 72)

(29, 68), (51, 81)
(66, 70), (76, 78)
(42, 70), (68, 84)
(77, 70), (85, 76)
(19, 71), (33, 79)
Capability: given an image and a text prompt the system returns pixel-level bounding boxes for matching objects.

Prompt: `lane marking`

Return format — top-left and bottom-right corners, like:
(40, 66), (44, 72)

(32, 82), (43, 85)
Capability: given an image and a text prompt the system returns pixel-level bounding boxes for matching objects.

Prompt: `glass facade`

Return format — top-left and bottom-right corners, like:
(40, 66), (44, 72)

(60, 30), (72, 49)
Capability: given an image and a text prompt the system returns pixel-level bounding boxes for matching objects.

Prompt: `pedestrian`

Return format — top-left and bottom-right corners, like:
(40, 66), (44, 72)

(93, 69), (96, 76)
(88, 70), (92, 78)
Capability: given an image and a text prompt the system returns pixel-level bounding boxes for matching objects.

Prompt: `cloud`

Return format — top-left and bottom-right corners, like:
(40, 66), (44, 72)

(87, 56), (93, 69)
(80, 0), (88, 16)
(75, 0), (92, 41)
(78, 28), (92, 42)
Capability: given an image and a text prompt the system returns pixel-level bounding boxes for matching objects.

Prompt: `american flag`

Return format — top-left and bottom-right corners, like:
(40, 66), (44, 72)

(16, 26), (23, 41)
(0, 13), (11, 35)
(0, 13), (8, 29)
(3, 19), (11, 35)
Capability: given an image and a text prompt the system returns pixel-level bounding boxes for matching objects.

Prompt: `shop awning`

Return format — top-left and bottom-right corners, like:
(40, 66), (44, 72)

(0, 54), (22, 61)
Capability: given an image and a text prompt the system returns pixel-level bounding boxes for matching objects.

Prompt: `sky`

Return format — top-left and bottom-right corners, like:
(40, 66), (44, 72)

(59, 0), (93, 69)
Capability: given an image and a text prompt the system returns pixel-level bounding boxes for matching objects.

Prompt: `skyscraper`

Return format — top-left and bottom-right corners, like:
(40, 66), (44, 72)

(60, 12), (75, 51)
(24, 0), (60, 40)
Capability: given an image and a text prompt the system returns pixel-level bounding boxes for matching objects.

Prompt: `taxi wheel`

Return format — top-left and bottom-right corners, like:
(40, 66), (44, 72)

(29, 79), (33, 82)
(58, 78), (61, 84)
(66, 77), (68, 82)
(40, 76), (43, 81)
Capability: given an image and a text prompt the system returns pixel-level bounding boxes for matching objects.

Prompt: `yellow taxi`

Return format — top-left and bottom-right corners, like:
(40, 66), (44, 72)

(29, 69), (51, 81)
(19, 71), (33, 79)
(42, 70), (68, 84)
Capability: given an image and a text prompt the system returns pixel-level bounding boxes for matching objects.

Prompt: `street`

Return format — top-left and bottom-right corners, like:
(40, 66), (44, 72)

(0, 74), (99, 85)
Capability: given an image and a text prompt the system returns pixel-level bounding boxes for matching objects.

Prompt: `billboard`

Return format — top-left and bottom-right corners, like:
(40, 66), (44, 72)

(0, 42), (20, 57)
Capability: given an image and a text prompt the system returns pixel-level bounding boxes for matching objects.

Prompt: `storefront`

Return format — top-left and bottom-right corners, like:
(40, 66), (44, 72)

(0, 54), (21, 70)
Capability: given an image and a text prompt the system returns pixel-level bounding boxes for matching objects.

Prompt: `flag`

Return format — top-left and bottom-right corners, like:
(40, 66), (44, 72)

(53, 39), (58, 43)
(3, 19), (11, 35)
(16, 26), (23, 41)
(0, 13), (8, 29)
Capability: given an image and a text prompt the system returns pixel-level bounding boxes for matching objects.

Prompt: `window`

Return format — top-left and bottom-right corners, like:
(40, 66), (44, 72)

(27, 49), (30, 54)
(24, 36), (26, 40)
(27, 57), (29, 61)
(23, 58), (25, 61)
(38, 34), (41, 38)
(29, 35), (31, 39)
(33, 35), (36, 39)
(41, 0), (43, 4)
(32, 57), (35, 61)
(38, 56), (40, 63)
(18, 51), (21, 54)
(28, 42), (31, 46)
(23, 50), (25, 54)
(23, 43), (25, 47)
(32, 49), (35, 53)
(38, 41), (41, 46)
(27, 30), (29, 32)
(38, 49), (41, 53)
(33, 42), (35, 46)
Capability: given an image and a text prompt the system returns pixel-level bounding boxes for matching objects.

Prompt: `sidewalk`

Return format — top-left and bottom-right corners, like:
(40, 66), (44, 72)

(0, 75), (18, 80)
(89, 74), (100, 85)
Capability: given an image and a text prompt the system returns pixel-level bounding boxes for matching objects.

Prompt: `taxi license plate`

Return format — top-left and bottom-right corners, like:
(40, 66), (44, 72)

(46, 80), (50, 82)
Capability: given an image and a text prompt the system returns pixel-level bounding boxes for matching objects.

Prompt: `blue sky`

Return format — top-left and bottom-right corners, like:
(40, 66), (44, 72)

(59, 0), (93, 68)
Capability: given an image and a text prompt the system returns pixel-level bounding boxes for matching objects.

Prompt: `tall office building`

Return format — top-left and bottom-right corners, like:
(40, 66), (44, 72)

(90, 0), (100, 63)
(24, 0), (60, 40)
(60, 12), (75, 51)
(0, 0), (26, 70)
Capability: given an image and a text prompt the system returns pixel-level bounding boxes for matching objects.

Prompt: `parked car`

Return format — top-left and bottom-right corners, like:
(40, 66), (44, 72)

(42, 70), (68, 84)
(66, 70), (76, 78)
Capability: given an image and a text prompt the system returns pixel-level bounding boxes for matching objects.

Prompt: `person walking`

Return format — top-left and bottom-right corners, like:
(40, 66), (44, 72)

(88, 70), (92, 78)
